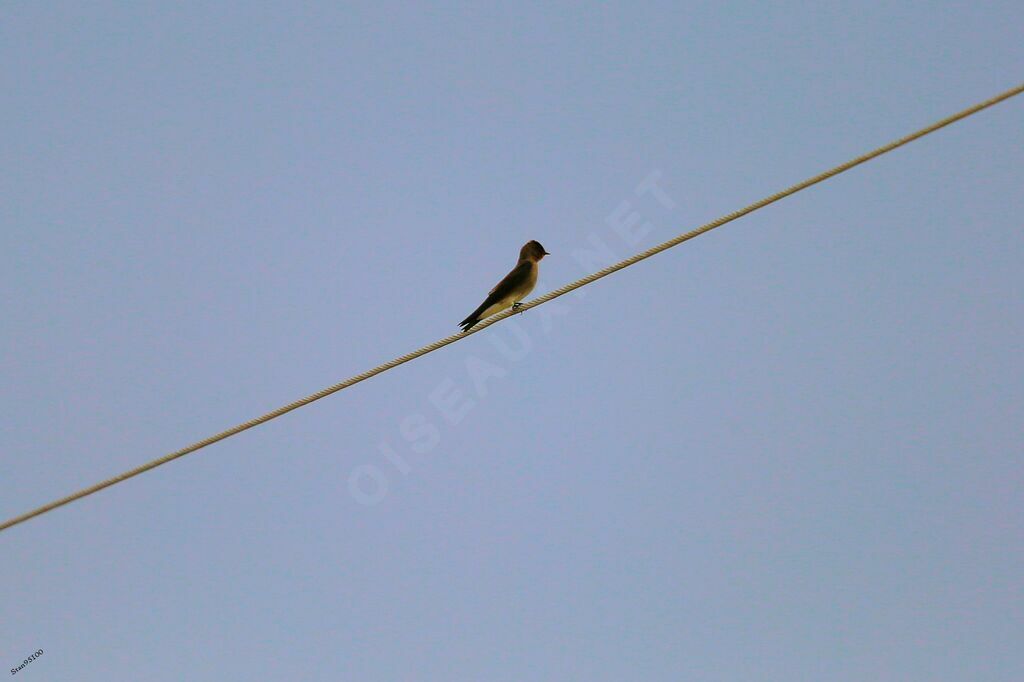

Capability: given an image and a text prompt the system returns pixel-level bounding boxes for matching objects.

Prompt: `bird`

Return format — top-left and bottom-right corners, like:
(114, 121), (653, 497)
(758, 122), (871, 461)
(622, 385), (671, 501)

(459, 240), (550, 332)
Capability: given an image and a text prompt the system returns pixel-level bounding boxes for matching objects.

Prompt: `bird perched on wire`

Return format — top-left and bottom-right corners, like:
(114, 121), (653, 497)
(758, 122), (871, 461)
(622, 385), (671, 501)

(459, 240), (550, 332)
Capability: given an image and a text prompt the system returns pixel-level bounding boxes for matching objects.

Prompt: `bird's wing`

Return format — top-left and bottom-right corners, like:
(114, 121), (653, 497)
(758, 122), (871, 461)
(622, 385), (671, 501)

(460, 261), (534, 330)
(489, 260), (532, 298)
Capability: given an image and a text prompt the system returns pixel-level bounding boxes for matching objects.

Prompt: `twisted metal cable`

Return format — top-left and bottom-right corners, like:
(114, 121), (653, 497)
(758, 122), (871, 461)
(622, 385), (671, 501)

(2, 82), (1021, 533)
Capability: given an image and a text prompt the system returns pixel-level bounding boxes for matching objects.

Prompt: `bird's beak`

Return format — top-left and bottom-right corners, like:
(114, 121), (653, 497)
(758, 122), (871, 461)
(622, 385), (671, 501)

(543, 251), (551, 255)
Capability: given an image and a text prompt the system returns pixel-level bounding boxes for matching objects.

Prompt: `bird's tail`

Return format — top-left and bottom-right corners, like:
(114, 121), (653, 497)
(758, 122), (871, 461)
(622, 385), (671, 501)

(459, 301), (490, 332)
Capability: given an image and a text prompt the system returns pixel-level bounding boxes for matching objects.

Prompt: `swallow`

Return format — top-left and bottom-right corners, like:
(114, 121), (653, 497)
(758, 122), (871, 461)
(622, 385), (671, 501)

(459, 240), (550, 332)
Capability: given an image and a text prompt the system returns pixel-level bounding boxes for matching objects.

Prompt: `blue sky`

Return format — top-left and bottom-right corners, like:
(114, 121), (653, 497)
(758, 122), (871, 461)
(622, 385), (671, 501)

(2, 2), (1022, 680)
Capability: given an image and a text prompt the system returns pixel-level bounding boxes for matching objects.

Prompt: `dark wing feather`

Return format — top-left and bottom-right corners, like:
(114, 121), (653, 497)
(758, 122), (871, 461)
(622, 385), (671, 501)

(459, 261), (531, 331)
(488, 260), (532, 298)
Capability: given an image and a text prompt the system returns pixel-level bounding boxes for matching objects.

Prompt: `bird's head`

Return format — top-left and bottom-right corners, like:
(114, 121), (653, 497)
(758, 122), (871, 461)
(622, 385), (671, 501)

(521, 240), (550, 261)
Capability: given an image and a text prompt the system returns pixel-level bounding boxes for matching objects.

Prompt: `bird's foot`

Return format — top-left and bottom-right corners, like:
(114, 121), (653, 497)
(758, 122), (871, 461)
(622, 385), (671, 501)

(512, 302), (524, 314)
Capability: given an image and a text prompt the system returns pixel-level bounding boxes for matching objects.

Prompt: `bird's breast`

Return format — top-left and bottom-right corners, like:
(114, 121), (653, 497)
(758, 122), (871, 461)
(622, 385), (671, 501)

(510, 262), (539, 299)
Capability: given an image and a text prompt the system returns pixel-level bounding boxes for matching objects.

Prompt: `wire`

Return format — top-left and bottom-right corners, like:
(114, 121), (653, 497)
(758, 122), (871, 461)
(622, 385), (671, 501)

(2, 83), (1021, 534)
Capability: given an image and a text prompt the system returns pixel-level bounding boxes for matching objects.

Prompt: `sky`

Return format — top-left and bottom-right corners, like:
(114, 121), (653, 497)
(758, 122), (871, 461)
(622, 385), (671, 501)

(1, 2), (1022, 680)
